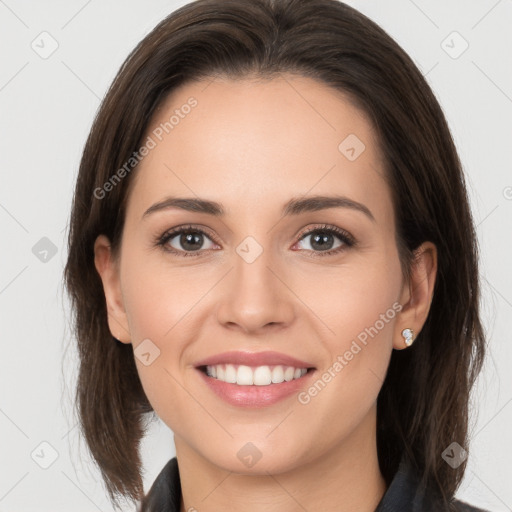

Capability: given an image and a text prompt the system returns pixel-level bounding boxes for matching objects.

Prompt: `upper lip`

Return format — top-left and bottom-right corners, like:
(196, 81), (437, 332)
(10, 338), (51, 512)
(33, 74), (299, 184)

(194, 351), (316, 369)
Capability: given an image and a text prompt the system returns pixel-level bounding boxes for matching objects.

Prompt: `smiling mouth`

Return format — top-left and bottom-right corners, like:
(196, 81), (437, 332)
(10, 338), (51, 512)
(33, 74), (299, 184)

(198, 364), (315, 386)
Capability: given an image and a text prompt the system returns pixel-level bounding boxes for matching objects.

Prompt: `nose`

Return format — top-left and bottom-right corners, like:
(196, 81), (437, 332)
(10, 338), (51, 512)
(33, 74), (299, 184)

(215, 244), (295, 335)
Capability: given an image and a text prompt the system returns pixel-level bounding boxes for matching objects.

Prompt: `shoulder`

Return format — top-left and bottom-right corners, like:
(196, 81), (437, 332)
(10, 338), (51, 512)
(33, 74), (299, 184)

(375, 456), (492, 512)
(139, 457), (182, 512)
(451, 498), (491, 512)
(141, 456), (491, 512)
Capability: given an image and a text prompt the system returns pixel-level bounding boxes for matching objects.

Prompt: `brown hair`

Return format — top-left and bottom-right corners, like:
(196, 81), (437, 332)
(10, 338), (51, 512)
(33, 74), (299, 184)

(63, 0), (486, 509)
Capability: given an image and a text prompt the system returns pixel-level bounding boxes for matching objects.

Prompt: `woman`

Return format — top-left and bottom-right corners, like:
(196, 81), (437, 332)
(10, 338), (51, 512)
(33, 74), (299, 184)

(64, 0), (488, 510)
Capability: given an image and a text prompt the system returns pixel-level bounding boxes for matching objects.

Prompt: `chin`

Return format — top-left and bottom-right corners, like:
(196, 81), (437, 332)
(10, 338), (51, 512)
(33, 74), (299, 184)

(201, 439), (308, 476)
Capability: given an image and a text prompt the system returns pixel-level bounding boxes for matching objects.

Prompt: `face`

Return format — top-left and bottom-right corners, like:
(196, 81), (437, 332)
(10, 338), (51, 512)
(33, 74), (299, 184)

(95, 74), (433, 475)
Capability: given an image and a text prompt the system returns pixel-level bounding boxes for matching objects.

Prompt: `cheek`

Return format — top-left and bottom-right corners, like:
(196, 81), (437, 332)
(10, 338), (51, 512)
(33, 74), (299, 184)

(295, 275), (399, 448)
(296, 248), (401, 402)
(294, 248), (402, 344)
(121, 249), (211, 341)
(119, 254), (215, 413)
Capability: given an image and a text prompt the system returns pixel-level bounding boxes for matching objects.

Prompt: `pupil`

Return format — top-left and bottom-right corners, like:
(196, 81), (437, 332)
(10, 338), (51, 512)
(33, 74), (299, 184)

(311, 232), (333, 251)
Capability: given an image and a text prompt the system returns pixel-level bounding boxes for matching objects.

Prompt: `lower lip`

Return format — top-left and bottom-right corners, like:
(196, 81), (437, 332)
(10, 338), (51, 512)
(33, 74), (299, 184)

(196, 368), (316, 408)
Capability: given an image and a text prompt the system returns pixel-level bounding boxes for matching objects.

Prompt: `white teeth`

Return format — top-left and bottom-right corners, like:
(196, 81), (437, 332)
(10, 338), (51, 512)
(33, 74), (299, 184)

(237, 365), (253, 385)
(271, 366), (284, 384)
(205, 364), (309, 386)
(254, 366), (272, 385)
(284, 366), (295, 381)
(225, 364), (237, 384)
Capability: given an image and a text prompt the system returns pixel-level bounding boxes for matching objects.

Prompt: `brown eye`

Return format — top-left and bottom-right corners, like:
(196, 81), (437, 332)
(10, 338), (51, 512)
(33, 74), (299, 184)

(157, 225), (219, 257)
(294, 224), (355, 257)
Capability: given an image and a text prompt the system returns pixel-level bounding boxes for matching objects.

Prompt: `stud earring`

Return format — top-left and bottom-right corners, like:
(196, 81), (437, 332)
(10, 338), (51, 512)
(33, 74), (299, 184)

(402, 328), (414, 347)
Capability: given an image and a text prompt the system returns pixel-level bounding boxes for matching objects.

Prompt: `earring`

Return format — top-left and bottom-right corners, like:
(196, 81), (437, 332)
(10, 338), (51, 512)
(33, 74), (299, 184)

(402, 328), (414, 347)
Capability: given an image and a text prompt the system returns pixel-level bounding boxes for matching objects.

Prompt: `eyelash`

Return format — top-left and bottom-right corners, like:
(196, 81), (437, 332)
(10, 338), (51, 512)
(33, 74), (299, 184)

(155, 223), (356, 258)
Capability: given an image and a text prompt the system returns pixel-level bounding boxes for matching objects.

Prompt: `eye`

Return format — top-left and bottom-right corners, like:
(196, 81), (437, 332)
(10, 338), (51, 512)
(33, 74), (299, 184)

(293, 224), (355, 257)
(156, 224), (219, 257)
(155, 223), (355, 258)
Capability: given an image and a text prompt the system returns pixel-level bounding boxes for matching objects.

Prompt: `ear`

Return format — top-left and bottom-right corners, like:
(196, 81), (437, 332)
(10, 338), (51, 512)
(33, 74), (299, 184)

(393, 241), (437, 350)
(94, 234), (131, 344)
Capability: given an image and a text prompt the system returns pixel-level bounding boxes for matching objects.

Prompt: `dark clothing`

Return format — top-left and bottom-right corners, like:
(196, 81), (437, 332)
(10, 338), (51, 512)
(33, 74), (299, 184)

(140, 456), (490, 511)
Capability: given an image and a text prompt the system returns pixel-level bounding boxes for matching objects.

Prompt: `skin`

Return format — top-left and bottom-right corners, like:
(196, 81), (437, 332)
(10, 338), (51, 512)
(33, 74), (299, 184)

(94, 74), (437, 512)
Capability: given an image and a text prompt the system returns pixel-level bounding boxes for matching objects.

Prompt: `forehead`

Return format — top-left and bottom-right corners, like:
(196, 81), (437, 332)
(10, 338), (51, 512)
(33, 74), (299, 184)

(126, 74), (391, 224)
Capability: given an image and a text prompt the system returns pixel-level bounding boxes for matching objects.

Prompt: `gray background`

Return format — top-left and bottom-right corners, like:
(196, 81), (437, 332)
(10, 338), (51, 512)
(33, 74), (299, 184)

(1, 0), (511, 510)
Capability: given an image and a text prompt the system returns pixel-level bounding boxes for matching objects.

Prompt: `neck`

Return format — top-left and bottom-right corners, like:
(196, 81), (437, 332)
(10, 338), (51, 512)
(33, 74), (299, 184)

(175, 405), (387, 512)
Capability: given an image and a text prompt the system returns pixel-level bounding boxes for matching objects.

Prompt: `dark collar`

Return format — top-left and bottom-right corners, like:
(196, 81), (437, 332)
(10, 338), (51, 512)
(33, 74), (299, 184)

(140, 456), (487, 512)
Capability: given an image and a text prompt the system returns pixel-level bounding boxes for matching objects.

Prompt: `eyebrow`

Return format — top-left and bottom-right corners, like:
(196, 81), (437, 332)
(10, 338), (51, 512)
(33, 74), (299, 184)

(142, 194), (375, 222)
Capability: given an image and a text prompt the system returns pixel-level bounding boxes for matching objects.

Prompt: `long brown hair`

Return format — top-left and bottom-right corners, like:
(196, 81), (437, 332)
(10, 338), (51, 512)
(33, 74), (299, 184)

(63, 0), (486, 508)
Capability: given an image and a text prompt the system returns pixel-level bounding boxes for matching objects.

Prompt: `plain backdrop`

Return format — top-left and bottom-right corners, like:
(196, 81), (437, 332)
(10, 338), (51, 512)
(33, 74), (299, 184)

(1, 1), (511, 510)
